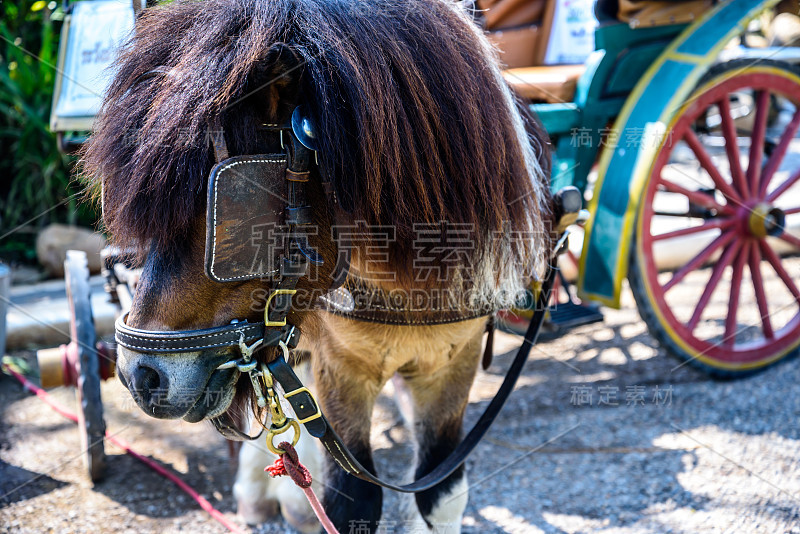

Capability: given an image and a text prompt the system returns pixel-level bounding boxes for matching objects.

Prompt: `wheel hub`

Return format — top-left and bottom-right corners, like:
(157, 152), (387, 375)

(747, 203), (786, 238)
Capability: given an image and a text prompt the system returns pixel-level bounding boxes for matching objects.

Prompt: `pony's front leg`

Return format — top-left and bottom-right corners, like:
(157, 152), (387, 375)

(313, 355), (383, 532)
(401, 320), (485, 534)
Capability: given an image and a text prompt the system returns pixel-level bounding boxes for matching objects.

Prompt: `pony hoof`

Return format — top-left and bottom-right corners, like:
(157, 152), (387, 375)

(282, 502), (321, 534)
(237, 496), (280, 525)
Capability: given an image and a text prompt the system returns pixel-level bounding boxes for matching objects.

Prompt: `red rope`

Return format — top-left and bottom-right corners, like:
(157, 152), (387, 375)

(266, 442), (339, 534)
(2, 364), (244, 534)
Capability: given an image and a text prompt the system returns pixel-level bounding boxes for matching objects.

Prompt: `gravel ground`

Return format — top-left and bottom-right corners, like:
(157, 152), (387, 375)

(2, 282), (800, 534)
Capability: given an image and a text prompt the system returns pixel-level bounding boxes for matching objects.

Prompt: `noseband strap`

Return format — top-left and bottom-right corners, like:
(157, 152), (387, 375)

(115, 314), (302, 355)
(115, 314), (266, 354)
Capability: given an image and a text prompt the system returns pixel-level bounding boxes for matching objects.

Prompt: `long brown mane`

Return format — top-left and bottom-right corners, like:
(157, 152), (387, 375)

(82, 0), (550, 304)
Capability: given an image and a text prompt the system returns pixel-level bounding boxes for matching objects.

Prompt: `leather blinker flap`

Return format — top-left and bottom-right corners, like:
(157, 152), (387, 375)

(205, 155), (288, 282)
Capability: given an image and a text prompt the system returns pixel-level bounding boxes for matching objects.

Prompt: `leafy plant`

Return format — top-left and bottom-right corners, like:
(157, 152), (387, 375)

(0, 1), (97, 263)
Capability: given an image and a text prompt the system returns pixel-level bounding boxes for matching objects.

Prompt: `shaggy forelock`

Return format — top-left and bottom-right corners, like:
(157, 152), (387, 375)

(82, 0), (292, 253)
(82, 0), (551, 291)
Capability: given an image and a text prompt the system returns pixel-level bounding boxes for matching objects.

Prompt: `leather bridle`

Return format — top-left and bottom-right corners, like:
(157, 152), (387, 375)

(114, 108), (574, 493)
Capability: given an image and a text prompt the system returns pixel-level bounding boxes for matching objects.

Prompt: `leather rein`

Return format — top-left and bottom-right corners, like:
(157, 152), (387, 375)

(114, 114), (570, 493)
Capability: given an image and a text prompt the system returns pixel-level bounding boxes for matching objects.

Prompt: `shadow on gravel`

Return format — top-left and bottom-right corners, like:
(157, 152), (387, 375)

(93, 451), (238, 519)
(461, 446), (710, 533)
(0, 461), (68, 506)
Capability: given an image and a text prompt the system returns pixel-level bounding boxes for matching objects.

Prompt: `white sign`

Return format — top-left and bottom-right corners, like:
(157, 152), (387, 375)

(544, 0), (597, 65)
(54, 0), (134, 119)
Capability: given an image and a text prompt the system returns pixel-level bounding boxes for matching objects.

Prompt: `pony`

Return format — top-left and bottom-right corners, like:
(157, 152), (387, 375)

(82, 0), (551, 531)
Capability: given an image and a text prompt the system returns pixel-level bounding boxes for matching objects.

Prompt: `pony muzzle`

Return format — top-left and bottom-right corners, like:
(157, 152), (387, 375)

(114, 314), (268, 420)
(116, 345), (239, 421)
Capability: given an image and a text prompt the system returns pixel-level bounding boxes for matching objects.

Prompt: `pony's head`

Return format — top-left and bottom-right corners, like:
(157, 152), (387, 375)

(81, 0), (550, 432)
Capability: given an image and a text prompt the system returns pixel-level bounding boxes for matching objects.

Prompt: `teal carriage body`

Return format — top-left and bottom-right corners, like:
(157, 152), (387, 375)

(530, 0), (800, 374)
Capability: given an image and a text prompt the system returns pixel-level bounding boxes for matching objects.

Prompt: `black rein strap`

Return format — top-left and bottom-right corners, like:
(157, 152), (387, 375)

(267, 260), (558, 493)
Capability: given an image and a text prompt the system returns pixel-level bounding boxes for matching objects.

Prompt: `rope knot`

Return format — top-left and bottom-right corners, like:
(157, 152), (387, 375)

(265, 441), (312, 488)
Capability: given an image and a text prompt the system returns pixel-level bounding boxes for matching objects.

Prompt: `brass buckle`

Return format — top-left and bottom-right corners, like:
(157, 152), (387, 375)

(284, 386), (323, 425)
(264, 289), (297, 327)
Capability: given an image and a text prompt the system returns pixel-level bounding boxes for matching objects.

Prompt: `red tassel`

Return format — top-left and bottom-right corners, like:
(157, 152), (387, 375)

(265, 456), (287, 477)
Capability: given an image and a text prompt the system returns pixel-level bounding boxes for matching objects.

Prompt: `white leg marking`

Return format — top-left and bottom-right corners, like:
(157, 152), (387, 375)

(399, 453), (468, 533)
(234, 419), (279, 525)
(390, 374), (415, 429)
(423, 474), (468, 534)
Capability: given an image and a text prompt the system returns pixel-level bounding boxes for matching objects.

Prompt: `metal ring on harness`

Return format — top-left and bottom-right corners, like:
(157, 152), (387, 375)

(266, 418), (301, 456)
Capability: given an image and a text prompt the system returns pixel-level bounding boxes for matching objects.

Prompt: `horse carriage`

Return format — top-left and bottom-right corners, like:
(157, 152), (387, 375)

(37, 0), (800, 531)
(496, 0), (800, 375)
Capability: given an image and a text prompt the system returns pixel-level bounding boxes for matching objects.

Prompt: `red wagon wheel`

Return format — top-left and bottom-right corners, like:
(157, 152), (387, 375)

(630, 59), (800, 376)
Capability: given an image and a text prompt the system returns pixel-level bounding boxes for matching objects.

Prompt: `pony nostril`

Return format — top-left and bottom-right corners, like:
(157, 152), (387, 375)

(130, 364), (166, 408)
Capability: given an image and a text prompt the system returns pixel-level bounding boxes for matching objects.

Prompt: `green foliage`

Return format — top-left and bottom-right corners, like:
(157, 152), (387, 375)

(0, 1), (96, 263)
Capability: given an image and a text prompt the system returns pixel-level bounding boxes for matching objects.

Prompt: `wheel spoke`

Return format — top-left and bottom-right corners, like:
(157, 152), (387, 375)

(749, 243), (774, 339)
(747, 90), (771, 199)
(760, 240), (800, 301)
(724, 240), (749, 345)
(687, 239), (741, 331)
(759, 107), (800, 198)
(718, 97), (748, 197)
(684, 129), (741, 203)
(766, 168), (800, 203)
(659, 177), (733, 215)
(776, 230), (800, 250)
(652, 218), (735, 242)
(663, 230), (737, 292)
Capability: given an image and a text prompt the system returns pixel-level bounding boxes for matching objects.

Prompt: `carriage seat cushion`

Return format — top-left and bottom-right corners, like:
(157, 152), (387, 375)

(617, 0), (714, 28)
(477, 0), (549, 68)
(503, 64), (586, 103)
(488, 25), (541, 69)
